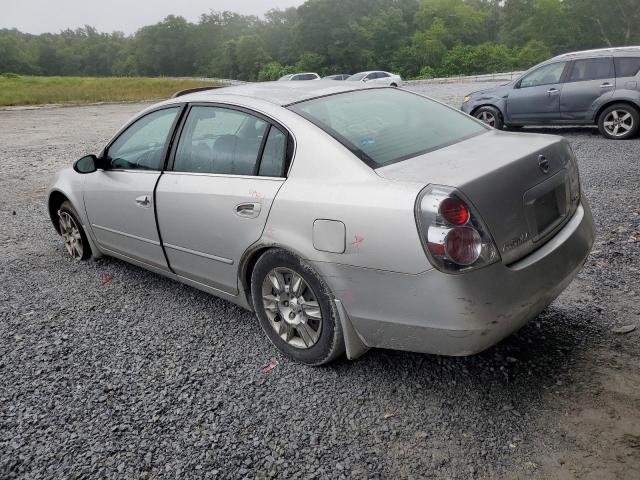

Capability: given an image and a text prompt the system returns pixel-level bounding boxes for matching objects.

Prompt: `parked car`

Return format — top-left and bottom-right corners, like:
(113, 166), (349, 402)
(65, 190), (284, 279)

(323, 74), (351, 80)
(278, 72), (320, 81)
(461, 46), (640, 139)
(49, 82), (594, 365)
(346, 71), (402, 86)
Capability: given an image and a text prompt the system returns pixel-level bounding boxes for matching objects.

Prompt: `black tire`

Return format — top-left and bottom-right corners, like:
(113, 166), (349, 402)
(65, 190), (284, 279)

(597, 103), (640, 140)
(390, 83), (398, 87)
(251, 248), (345, 365)
(58, 200), (92, 260)
(474, 106), (504, 130)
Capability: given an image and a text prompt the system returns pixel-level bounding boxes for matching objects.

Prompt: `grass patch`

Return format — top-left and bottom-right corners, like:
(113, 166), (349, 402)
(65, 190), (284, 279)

(0, 75), (222, 106)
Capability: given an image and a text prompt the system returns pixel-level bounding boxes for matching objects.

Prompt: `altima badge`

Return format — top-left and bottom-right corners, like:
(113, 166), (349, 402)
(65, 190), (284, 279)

(538, 154), (550, 174)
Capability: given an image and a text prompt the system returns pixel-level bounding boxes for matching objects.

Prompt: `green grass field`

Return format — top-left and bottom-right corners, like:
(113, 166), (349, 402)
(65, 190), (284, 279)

(0, 75), (222, 106)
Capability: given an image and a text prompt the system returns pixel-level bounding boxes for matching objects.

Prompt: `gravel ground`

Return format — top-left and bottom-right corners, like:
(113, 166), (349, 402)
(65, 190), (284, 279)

(1, 83), (639, 479)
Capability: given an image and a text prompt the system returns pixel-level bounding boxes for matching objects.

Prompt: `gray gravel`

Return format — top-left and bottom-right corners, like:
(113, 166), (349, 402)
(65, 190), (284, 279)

(1, 83), (639, 479)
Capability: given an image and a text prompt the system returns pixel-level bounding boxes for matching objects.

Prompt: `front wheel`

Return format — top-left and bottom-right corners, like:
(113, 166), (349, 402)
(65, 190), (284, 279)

(474, 106), (504, 130)
(251, 249), (344, 365)
(58, 200), (91, 260)
(597, 104), (639, 140)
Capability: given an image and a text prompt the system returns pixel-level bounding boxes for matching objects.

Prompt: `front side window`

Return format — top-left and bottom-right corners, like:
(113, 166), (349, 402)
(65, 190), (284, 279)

(174, 106), (269, 176)
(106, 107), (180, 170)
(288, 88), (487, 167)
(519, 62), (567, 88)
(615, 57), (640, 78)
(568, 58), (614, 82)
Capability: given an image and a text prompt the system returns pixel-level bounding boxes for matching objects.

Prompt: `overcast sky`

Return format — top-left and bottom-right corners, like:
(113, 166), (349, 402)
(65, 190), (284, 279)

(3, 0), (306, 34)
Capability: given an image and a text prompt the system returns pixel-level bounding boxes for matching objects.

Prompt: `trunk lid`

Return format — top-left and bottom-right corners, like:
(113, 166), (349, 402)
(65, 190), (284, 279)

(377, 130), (579, 264)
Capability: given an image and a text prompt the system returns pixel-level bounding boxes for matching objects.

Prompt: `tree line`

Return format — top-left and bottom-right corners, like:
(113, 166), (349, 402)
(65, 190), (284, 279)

(1, 0), (638, 81)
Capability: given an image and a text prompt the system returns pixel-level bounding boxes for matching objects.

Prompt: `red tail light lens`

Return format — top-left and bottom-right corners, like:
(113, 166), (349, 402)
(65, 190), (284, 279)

(439, 198), (469, 225)
(415, 185), (499, 273)
(445, 227), (482, 265)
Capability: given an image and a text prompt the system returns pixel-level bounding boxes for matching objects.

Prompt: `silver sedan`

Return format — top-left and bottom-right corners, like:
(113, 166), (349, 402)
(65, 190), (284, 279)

(48, 81), (595, 365)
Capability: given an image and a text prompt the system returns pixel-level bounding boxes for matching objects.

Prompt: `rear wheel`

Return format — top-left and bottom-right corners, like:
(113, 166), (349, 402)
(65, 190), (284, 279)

(58, 201), (91, 260)
(598, 103), (639, 140)
(251, 249), (344, 365)
(474, 106), (504, 130)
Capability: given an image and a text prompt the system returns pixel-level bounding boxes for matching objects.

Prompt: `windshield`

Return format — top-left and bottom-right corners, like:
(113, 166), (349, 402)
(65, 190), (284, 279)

(288, 88), (487, 167)
(346, 73), (367, 81)
(278, 74), (293, 81)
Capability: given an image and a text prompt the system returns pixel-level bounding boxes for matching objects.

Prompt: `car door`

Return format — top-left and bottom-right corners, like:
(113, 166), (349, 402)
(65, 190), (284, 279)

(155, 104), (290, 294)
(506, 61), (569, 124)
(560, 57), (615, 121)
(83, 106), (182, 271)
(375, 72), (392, 85)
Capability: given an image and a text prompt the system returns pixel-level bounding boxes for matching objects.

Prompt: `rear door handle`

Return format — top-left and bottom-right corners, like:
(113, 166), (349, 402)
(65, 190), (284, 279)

(600, 82), (614, 89)
(547, 88), (559, 95)
(235, 202), (261, 218)
(135, 195), (151, 208)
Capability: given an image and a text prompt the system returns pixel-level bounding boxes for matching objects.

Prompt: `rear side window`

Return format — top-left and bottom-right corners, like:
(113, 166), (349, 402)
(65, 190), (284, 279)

(568, 58), (614, 82)
(258, 127), (287, 177)
(288, 88), (487, 168)
(615, 57), (640, 77)
(174, 106), (268, 176)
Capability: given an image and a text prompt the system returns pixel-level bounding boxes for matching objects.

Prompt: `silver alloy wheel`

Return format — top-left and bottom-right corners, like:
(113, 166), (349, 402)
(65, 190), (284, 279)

(476, 111), (496, 127)
(603, 109), (634, 137)
(58, 211), (83, 259)
(261, 267), (322, 349)
(604, 110), (633, 137)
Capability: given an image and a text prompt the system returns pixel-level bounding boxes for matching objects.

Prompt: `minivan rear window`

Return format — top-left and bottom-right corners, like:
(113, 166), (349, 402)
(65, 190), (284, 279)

(615, 57), (640, 78)
(288, 88), (487, 168)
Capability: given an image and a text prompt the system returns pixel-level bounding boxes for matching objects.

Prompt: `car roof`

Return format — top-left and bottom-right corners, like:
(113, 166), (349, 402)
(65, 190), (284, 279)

(551, 46), (640, 61)
(175, 80), (373, 107)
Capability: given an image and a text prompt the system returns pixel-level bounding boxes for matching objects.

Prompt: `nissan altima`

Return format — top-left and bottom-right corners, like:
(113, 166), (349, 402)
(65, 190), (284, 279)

(48, 82), (595, 365)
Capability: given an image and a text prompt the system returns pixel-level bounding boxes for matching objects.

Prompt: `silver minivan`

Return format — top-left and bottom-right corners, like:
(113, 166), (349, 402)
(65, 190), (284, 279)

(462, 46), (640, 139)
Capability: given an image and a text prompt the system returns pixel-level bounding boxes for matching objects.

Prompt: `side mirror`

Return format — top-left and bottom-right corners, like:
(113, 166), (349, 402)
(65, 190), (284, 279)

(73, 154), (98, 174)
(362, 78), (369, 83)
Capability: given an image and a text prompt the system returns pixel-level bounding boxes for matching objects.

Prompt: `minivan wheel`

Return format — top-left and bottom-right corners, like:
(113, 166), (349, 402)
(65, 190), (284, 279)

(474, 106), (504, 130)
(598, 104), (639, 140)
(251, 249), (344, 365)
(58, 200), (91, 260)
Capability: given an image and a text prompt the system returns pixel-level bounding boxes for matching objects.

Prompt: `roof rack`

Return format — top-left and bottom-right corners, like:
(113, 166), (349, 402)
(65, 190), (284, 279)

(171, 86), (223, 98)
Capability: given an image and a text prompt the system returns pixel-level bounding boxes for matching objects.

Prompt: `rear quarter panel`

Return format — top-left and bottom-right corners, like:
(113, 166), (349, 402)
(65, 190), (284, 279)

(257, 112), (431, 275)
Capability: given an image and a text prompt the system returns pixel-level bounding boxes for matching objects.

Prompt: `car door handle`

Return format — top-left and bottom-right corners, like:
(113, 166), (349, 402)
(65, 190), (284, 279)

(234, 202), (261, 218)
(135, 195), (151, 208)
(600, 83), (614, 89)
(547, 88), (560, 95)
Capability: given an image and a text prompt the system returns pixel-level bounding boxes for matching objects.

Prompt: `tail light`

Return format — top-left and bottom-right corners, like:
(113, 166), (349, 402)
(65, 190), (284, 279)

(415, 185), (500, 273)
(567, 146), (581, 212)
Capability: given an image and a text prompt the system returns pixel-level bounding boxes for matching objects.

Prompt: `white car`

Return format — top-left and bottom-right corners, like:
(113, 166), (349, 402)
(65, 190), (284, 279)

(346, 71), (402, 86)
(277, 72), (320, 81)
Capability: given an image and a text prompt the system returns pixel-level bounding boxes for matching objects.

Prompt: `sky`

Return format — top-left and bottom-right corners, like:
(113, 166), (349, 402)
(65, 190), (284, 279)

(2, 0), (306, 35)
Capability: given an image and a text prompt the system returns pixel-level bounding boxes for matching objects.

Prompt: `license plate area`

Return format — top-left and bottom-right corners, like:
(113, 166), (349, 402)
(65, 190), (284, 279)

(524, 169), (569, 243)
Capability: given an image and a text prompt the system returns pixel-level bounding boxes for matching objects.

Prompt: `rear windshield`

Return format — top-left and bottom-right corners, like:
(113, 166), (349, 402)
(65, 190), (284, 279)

(288, 88), (487, 167)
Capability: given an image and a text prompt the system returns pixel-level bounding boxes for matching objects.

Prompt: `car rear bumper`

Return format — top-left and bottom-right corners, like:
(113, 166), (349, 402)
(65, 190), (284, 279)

(312, 198), (595, 356)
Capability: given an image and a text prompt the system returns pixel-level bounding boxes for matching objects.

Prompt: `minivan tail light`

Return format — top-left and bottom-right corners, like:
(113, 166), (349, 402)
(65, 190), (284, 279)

(415, 185), (500, 273)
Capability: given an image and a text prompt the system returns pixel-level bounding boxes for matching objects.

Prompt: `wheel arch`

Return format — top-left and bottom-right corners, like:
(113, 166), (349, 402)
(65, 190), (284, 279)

(48, 190), (70, 234)
(471, 104), (505, 121)
(594, 99), (640, 124)
(239, 243), (311, 310)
